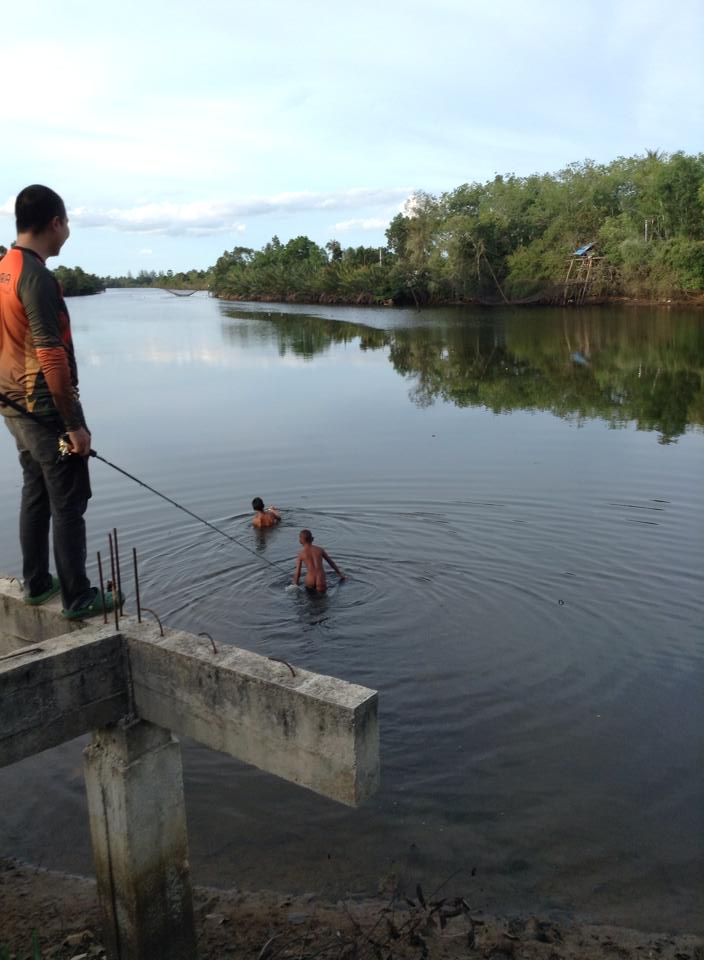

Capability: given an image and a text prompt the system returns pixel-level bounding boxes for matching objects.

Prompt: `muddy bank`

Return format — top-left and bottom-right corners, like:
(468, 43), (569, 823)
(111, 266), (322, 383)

(214, 291), (704, 309)
(1, 859), (701, 960)
(215, 291), (396, 306)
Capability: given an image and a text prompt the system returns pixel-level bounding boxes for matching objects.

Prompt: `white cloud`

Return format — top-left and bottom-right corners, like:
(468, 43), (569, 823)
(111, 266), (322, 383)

(71, 201), (247, 237)
(332, 217), (390, 232)
(69, 189), (409, 237)
(139, 248), (153, 255)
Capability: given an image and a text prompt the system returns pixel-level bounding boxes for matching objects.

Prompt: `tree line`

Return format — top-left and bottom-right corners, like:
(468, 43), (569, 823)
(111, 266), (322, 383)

(208, 151), (704, 305)
(0, 244), (106, 297)
(105, 267), (210, 290)
(5, 150), (703, 303)
(53, 265), (105, 296)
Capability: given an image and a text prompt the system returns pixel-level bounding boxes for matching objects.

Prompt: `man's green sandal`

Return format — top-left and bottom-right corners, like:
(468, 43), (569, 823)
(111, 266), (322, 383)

(24, 575), (61, 606)
(62, 587), (124, 621)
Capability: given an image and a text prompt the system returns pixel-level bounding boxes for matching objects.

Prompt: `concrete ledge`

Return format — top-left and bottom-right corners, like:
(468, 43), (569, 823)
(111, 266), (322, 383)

(0, 628), (128, 768)
(125, 618), (379, 807)
(0, 576), (87, 650)
(1, 574), (380, 960)
(0, 577), (380, 807)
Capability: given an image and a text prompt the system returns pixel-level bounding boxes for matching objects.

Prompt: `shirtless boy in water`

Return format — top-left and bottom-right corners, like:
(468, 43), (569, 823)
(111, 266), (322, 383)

(252, 497), (281, 529)
(293, 529), (345, 593)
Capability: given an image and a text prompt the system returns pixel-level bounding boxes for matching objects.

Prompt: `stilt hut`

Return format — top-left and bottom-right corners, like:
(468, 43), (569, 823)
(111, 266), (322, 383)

(562, 242), (604, 305)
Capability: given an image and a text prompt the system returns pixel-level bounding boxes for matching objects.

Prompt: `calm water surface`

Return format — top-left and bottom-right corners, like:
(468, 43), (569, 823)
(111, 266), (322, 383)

(1, 290), (702, 931)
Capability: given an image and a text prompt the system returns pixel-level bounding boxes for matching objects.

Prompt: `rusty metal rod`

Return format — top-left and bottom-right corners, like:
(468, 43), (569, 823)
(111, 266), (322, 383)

(267, 656), (296, 677)
(0, 645), (44, 662)
(113, 527), (124, 615)
(96, 551), (108, 624)
(142, 607), (164, 636)
(198, 632), (218, 654)
(132, 547), (142, 623)
(108, 533), (119, 630)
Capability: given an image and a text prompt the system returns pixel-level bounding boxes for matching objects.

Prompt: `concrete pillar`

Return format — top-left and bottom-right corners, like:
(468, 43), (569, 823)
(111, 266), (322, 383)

(84, 718), (196, 960)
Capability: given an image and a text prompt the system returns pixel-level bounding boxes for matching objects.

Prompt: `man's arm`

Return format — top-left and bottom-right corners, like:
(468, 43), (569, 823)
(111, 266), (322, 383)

(20, 268), (85, 435)
(322, 550), (345, 579)
(292, 555), (303, 585)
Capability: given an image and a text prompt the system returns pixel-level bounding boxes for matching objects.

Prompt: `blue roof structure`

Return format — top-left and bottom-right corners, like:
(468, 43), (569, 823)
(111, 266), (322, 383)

(574, 242), (595, 256)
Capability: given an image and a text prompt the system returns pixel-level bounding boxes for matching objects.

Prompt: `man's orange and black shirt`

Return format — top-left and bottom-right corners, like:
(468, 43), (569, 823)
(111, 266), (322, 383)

(0, 246), (83, 431)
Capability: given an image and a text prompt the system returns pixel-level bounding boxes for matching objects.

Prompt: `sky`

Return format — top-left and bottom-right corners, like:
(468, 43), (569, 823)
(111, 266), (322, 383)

(1, 0), (703, 276)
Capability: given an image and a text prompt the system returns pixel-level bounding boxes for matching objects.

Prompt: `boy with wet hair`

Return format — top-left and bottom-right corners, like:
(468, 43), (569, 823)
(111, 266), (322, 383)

(293, 529), (345, 593)
(251, 497), (281, 528)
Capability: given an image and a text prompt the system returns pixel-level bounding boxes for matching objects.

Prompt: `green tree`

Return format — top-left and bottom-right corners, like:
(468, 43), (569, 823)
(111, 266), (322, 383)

(53, 265), (105, 296)
(203, 151), (704, 305)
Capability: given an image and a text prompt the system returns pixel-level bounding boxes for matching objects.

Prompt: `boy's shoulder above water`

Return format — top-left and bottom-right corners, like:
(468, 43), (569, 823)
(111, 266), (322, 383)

(251, 497), (281, 528)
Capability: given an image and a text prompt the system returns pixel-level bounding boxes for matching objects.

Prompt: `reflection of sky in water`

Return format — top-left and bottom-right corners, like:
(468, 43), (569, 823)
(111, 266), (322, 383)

(75, 289), (704, 444)
(1, 289), (703, 932)
(82, 348), (323, 368)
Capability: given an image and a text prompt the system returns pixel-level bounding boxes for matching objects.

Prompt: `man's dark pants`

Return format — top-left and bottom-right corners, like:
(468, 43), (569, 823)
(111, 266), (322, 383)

(4, 414), (92, 610)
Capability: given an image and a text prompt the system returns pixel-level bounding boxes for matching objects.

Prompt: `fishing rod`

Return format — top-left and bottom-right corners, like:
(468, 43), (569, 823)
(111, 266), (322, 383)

(0, 391), (283, 571)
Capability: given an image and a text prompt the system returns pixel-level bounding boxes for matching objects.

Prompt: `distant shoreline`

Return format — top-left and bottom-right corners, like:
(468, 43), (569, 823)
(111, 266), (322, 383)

(214, 291), (704, 309)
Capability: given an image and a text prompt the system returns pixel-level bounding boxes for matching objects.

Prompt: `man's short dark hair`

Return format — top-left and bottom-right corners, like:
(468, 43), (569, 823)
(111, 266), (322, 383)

(15, 185), (67, 234)
(252, 497), (265, 511)
(300, 529), (313, 543)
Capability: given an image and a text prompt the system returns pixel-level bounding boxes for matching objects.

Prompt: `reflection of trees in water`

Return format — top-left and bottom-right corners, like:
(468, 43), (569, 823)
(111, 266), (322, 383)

(220, 308), (388, 360)
(221, 307), (704, 441)
(392, 310), (704, 441)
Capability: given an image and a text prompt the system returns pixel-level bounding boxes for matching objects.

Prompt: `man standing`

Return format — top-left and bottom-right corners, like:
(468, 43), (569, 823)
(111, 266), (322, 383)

(0, 185), (116, 618)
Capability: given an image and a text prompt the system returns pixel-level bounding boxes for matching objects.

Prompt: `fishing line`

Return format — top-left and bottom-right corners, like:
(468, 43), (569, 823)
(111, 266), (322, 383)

(0, 392), (283, 571)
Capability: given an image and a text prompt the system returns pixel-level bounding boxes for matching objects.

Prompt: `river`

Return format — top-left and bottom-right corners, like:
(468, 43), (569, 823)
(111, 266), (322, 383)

(1, 289), (702, 932)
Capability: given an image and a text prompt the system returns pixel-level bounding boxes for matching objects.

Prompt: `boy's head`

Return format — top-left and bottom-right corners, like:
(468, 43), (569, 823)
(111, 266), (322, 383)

(299, 529), (313, 544)
(252, 497), (265, 512)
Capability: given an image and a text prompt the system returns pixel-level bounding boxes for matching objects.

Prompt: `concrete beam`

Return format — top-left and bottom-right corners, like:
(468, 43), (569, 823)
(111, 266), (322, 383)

(0, 628), (128, 767)
(84, 719), (196, 960)
(0, 576), (87, 649)
(125, 619), (379, 807)
(1, 577), (379, 960)
(0, 579), (380, 806)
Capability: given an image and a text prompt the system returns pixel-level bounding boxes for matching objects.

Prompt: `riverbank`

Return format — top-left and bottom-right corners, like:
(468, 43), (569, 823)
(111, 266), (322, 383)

(1, 859), (701, 960)
(214, 291), (704, 308)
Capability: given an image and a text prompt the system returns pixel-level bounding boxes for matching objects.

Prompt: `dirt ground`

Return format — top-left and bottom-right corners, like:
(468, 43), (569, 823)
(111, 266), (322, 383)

(1, 859), (702, 960)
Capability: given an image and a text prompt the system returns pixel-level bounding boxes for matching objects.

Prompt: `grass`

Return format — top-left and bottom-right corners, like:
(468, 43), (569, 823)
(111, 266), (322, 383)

(0, 930), (41, 960)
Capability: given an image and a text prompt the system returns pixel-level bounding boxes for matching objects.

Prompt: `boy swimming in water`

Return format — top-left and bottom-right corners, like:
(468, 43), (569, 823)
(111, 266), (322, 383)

(252, 497), (281, 529)
(293, 529), (345, 593)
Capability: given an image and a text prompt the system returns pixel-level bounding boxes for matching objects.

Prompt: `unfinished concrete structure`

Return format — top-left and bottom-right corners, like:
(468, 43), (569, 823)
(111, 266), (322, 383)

(0, 577), (379, 960)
